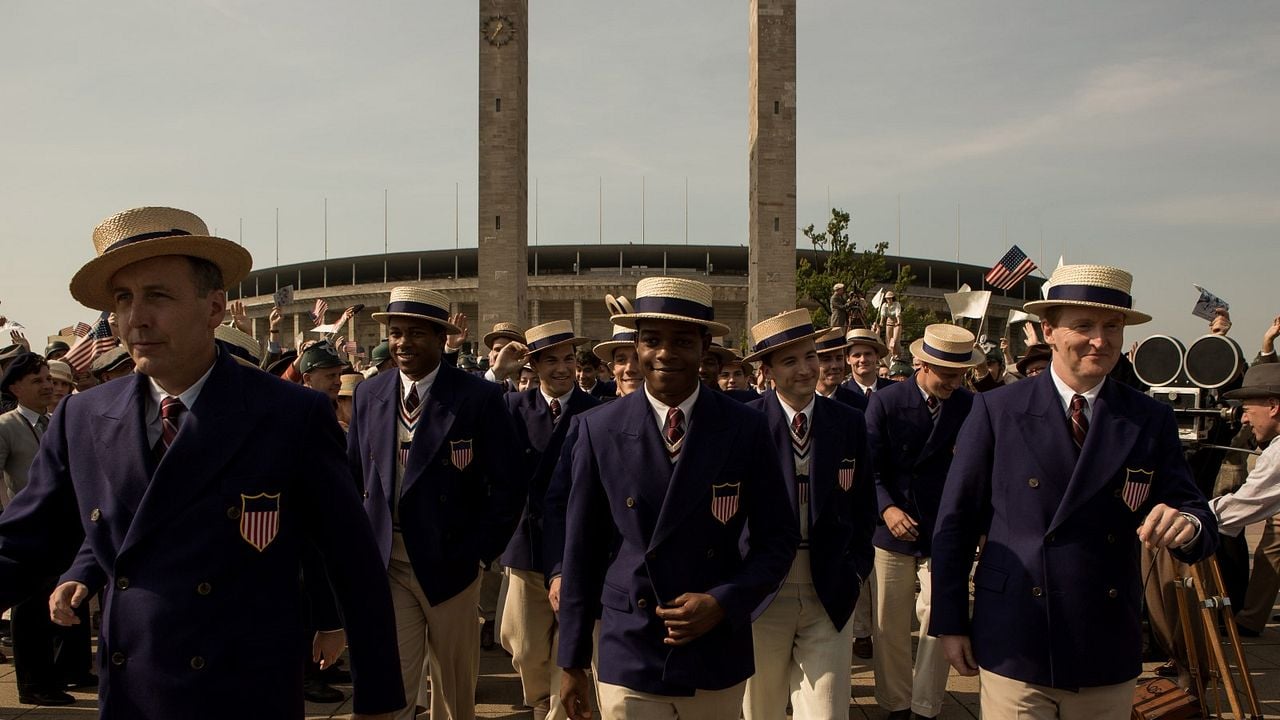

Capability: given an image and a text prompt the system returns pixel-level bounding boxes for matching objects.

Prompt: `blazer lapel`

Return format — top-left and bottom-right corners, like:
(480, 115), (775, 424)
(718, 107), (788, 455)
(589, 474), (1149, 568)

(403, 365), (459, 498)
(364, 370), (399, 502)
(760, 392), (798, 517)
(649, 390), (731, 552)
(616, 391), (669, 526)
(94, 373), (154, 517)
(524, 393), (554, 453)
(1049, 380), (1141, 532)
(810, 398), (841, 522)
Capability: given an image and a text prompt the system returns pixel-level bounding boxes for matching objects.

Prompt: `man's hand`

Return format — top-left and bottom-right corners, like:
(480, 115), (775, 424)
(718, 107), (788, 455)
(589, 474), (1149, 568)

(313, 629), (346, 670)
(228, 300), (252, 335)
(10, 329), (29, 351)
(654, 592), (725, 646)
(1139, 504), (1198, 549)
(561, 667), (594, 720)
(941, 635), (979, 676)
(1022, 321), (1039, 347)
(882, 506), (919, 541)
(446, 313), (469, 352)
(49, 581), (88, 626)
(548, 575), (562, 614)
(1263, 315), (1280, 355)
(493, 341), (529, 381)
(269, 307), (283, 332)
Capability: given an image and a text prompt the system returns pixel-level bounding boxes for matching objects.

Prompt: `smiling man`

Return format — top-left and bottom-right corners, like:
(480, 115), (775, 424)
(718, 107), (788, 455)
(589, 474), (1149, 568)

(841, 328), (893, 399)
(929, 264), (1217, 720)
(0, 206), (404, 719)
(557, 277), (797, 720)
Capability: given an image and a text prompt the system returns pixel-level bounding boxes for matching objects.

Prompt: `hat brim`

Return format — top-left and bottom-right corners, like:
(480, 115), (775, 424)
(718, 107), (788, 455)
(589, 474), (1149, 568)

(909, 339), (986, 368)
(844, 337), (891, 359)
(370, 310), (462, 335)
(742, 328), (830, 364)
(1222, 386), (1280, 401)
(483, 330), (525, 349)
(593, 340), (634, 363)
(69, 236), (253, 312)
(707, 346), (739, 363)
(611, 312), (730, 338)
(529, 337), (591, 354)
(1022, 299), (1151, 325)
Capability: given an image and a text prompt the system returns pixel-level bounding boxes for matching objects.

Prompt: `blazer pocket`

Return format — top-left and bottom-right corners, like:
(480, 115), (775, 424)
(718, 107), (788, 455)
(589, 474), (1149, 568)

(600, 582), (633, 612)
(972, 564), (1007, 593)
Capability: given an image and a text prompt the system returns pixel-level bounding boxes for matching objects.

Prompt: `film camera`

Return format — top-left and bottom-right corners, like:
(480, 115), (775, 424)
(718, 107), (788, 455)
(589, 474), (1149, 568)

(1132, 333), (1245, 445)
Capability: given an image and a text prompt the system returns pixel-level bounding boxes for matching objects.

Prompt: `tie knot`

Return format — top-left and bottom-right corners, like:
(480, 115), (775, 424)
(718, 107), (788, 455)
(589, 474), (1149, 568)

(926, 395), (940, 410)
(791, 411), (808, 439)
(550, 398), (562, 419)
(161, 396), (185, 420)
(666, 407), (684, 432)
(1071, 394), (1087, 412)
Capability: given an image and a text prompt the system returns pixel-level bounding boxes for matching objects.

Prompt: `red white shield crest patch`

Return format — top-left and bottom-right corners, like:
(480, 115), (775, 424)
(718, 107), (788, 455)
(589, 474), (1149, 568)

(450, 439), (474, 470)
(1121, 468), (1154, 511)
(838, 458), (857, 492)
(711, 482), (741, 524)
(240, 492), (281, 552)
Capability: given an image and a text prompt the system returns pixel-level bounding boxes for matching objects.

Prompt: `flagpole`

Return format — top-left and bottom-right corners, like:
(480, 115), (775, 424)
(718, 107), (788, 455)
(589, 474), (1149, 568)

(955, 203), (961, 290)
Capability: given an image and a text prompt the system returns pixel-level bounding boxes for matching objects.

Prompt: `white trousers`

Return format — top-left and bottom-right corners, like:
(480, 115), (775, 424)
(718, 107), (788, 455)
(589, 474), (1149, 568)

(871, 547), (950, 717)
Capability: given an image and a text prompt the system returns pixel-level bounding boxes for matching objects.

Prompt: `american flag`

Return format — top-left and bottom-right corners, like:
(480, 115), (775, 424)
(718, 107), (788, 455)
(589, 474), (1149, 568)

(341, 341), (358, 355)
(310, 298), (328, 324)
(73, 322), (93, 338)
(984, 245), (1038, 290)
(63, 312), (118, 372)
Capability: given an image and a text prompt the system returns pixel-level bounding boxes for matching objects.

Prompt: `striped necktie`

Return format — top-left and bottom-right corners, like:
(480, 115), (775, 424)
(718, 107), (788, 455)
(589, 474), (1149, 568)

(35, 415), (48, 437)
(791, 411), (810, 504)
(926, 394), (941, 423)
(664, 407), (685, 462)
(1070, 394), (1089, 448)
(864, 387), (872, 398)
(550, 398), (562, 421)
(160, 396), (186, 451)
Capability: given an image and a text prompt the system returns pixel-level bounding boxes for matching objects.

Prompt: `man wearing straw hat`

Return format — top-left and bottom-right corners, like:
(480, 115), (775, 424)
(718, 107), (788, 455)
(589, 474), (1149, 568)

(348, 286), (525, 720)
(865, 323), (983, 720)
(500, 320), (600, 720)
(841, 328), (894, 399)
(483, 321), (530, 390)
(814, 327), (868, 412)
(740, 310), (876, 720)
(0, 206), (404, 718)
(594, 324), (644, 399)
(558, 276), (798, 720)
(929, 264), (1217, 720)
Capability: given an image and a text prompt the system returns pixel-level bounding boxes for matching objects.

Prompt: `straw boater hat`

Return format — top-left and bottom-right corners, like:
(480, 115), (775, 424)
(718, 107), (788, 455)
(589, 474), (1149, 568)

(593, 324), (638, 363)
(338, 373), (364, 398)
(371, 287), (463, 334)
(523, 320), (589, 355)
(47, 360), (75, 386)
(743, 309), (828, 363)
(610, 277), (730, 336)
(815, 327), (849, 355)
(909, 324), (985, 369)
(844, 328), (891, 358)
(1023, 264), (1152, 325)
(69, 207), (253, 312)
(483, 322), (526, 350)
(215, 324), (262, 363)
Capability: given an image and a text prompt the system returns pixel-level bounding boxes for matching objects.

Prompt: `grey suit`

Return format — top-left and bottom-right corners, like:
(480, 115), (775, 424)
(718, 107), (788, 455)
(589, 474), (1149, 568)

(0, 407), (44, 505)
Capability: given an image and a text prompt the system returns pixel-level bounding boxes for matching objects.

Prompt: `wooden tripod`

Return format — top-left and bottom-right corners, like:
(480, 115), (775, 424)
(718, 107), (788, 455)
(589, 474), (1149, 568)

(1173, 556), (1262, 719)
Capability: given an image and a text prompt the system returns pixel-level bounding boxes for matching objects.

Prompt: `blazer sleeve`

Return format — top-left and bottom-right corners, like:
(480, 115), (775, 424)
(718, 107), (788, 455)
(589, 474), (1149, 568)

(1150, 405), (1219, 563)
(845, 409), (877, 584)
(556, 421), (614, 670)
(477, 384), (528, 566)
(865, 391), (906, 516)
(58, 538), (107, 596)
(541, 415), (581, 582)
(928, 392), (995, 637)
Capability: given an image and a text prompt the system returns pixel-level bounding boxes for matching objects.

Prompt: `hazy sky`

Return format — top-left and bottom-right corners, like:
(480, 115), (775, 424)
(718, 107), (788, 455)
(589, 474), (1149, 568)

(2, 1), (1277, 355)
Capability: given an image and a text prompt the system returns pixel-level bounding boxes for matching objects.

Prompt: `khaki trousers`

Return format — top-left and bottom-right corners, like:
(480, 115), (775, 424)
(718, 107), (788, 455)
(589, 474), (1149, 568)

(597, 680), (746, 720)
(850, 570), (874, 638)
(743, 581), (854, 720)
(979, 668), (1135, 720)
(872, 548), (949, 717)
(500, 568), (567, 720)
(1237, 513), (1280, 632)
(389, 532), (482, 720)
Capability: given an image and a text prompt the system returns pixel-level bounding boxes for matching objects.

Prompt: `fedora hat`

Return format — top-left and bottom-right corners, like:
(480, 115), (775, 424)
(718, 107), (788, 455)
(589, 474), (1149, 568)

(815, 327), (849, 355)
(483, 322), (526, 350)
(371, 287), (462, 334)
(524, 320), (589, 354)
(338, 373), (365, 398)
(743, 309), (827, 363)
(1224, 364), (1280, 401)
(1016, 343), (1053, 376)
(610, 277), (730, 336)
(69, 207), (253, 312)
(1023, 264), (1151, 325)
(593, 324), (639, 363)
(91, 346), (134, 376)
(215, 324), (262, 363)
(844, 328), (890, 358)
(707, 336), (740, 364)
(909, 324), (985, 369)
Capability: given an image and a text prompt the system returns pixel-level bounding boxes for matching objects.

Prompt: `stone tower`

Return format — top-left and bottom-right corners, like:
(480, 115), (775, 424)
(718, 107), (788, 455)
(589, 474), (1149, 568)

(478, 0), (529, 329)
(747, 0), (797, 327)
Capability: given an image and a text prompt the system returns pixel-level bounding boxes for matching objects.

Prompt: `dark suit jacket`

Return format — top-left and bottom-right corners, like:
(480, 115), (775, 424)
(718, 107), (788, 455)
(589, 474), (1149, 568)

(347, 362), (524, 605)
(746, 392), (875, 630)
(0, 349), (403, 719)
(557, 388), (798, 696)
(840, 376), (894, 396)
(825, 384), (868, 412)
(865, 376), (973, 557)
(501, 386), (600, 572)
(929, 372), (1218, 690)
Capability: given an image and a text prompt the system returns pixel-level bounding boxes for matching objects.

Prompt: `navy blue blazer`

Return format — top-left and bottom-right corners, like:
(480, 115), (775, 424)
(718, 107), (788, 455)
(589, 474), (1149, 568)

(557, 388), (798, 696)
(865, 376), (973, 557)
(501, 386), (600, 572)
(746, 392), (875, 630)
(347, 362), (525, 605)
(827, 384), (868, 412)
(0, 349), (404, 719)
(840, 376), (894, 396)
(928, 372), (1218, 690)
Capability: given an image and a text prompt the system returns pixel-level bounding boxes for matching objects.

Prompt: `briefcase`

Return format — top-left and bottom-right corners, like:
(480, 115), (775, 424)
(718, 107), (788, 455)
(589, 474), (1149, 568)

(1131, 678), (1198, 720)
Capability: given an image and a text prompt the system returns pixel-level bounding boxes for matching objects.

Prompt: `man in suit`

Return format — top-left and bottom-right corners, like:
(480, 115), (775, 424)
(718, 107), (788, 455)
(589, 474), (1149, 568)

(866, 323), (984, 720)
(576, 350), (617, 401)
(929, 264), (1218, 720)
(1, 206), (404, 719)
(347, 285), (525, 720)
(501, 320), (600, 720)
(741, 310), (876, 720)
(558, 277), (798, 720)
(841, 328), (894, 398)
(815, 328), (866, 411)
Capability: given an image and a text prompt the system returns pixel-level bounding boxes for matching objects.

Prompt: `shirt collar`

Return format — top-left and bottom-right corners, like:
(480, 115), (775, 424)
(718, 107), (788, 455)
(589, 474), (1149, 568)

(645, 383), (700, 434)
(148, 360), (216, 416)
(400, 364), (441, 402)
(855, 378), (877, 394)
(778, 393), (816, 426)
(1049, 363), (1105, 415)
(16, 403), (45, 427)
(541, 386), (575, 408)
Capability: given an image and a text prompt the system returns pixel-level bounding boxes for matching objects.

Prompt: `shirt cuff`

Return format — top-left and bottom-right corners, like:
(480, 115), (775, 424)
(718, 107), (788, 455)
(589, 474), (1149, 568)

(1178, 512), (1203, 549)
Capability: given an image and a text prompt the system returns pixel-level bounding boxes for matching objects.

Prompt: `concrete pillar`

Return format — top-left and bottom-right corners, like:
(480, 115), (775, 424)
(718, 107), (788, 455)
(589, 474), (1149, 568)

(292, 312), (302, 350)
(529, 298), (541, 326)
(573, 299), (583, 334)
(747, 0), (797, 327)
(477, 0), (529, 330)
